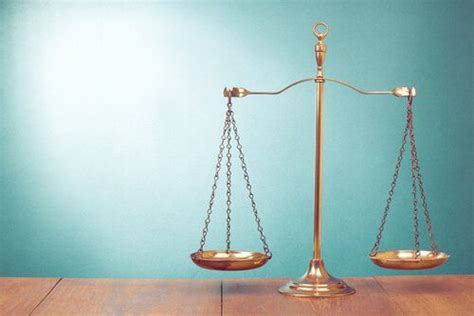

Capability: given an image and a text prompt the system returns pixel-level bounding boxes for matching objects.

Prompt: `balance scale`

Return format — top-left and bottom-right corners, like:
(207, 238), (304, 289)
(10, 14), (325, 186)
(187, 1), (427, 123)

(190, 22), (449, 298)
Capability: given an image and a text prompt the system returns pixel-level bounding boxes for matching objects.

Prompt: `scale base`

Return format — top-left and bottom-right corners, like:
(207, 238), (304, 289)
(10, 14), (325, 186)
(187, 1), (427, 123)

(279, 259), (356, 298)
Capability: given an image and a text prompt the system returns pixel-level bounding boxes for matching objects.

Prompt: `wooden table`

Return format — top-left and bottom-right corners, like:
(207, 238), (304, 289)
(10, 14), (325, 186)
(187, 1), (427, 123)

(1, 275), (473, 315)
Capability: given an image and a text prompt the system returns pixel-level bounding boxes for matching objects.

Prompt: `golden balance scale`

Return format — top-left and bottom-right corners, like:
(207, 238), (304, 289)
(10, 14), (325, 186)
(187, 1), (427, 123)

(190, 22), (449, 298)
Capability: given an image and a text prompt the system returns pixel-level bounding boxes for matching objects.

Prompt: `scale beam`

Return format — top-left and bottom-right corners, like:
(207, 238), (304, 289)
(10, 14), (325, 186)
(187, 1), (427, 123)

(223, 77), (416, 99)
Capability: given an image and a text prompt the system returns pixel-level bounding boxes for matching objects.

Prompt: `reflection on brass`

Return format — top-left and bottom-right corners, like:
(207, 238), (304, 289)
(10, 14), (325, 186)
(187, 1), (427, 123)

(190, 250), (269, 271)
(223, 87), (249, 98)
(279, 259), (355, 297)
(392, 86), (417, 97)
(370, 250), (449, 270)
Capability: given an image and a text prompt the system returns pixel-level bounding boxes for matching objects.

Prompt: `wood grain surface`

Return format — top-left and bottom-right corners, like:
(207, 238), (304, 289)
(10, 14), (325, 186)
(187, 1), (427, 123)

(222, 277), (403, 315)
(223, 278), (315, 315)
(307, 277), (403, 315)
(375, 275), (474, 316)
(0, 275), (472, 315)
(32, 279), (221, 315)
(0, 277), (61, 315)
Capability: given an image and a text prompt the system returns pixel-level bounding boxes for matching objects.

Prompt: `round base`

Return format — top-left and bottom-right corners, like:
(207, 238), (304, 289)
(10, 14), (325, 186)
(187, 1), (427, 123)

(279, 278), (355, 298)
(278, 259), (355, 298)
(370, 250), (449, 270)
(190, 250), (269, 271)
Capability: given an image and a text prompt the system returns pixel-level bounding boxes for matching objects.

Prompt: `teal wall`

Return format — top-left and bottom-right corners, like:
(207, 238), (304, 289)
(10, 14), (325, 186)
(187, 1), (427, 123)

(1, 0), (472, 279)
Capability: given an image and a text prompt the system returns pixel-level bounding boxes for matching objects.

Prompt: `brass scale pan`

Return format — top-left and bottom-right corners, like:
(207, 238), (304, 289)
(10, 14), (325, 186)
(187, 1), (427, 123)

(370, 250), (449, 270)
(191, 250), (270, 271)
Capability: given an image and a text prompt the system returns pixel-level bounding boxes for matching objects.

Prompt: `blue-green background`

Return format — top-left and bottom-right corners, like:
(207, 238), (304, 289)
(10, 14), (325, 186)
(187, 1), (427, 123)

(0, 0), (472, 279)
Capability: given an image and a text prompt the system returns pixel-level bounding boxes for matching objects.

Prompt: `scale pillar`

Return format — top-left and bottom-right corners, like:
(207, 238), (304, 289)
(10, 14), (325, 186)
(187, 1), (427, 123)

(313, 27), (326, 259)
(278, 22), (356, 298)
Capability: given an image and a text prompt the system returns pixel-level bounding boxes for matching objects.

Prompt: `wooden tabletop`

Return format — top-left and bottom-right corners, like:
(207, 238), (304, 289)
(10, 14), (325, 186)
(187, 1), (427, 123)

(1, 275), (473, 315)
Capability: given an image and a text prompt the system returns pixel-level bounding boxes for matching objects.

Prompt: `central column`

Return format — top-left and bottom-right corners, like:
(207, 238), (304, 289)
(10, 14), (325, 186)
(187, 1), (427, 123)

(278, 21), (355, 298)
(314, 77), (324, 260)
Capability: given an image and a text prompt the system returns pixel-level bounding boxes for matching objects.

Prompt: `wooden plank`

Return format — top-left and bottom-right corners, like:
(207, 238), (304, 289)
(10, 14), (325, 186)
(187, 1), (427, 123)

(307, 277), (403, 315)
(375, 275), (474, 316)
(223, 277), (402, 315)
(0, 277), (61, 315)
(32, 278), (221, 315)
(2, 275), (471, 315)
(222, 278), (315, 315)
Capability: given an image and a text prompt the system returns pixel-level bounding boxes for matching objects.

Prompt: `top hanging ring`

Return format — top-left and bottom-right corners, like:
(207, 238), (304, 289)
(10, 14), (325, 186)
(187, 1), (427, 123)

(312, 22), (329, 41)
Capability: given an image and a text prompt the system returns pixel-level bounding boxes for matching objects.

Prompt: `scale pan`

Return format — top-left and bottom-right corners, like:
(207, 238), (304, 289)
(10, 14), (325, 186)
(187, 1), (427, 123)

(370, 250), (449, 270)
(190, 250), (270, 271)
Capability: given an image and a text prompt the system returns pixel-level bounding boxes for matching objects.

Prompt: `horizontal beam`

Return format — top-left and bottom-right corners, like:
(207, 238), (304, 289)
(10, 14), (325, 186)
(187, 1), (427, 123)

(223, 77), (416, 99)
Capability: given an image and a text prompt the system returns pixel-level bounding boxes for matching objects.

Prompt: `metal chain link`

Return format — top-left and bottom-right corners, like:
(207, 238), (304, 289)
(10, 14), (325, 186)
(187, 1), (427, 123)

(370, 107), (410, 256)
(230, 111), (272, 258)
(198, 98), (271, 257)
(225, 101), (233, 252)
(407, 97), (439, 253)
(407, 103), (421, 255)
(371, 97), (439, 256)
(198, 104), (232, 252)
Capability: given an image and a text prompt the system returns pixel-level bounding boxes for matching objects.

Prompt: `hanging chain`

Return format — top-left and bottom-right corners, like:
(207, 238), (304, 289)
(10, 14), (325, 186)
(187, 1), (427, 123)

(407, 96), (439, 253)
(407, 103), (421, 256)
(198, 103), (232, 252)
(225, 101), (233, 252)
(230, 111), (272, 258)
(370, 107), (410, 256)
(371, 96), (439, 256)
(198, 98), (271, 257)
